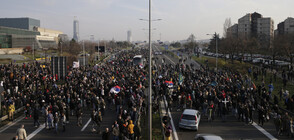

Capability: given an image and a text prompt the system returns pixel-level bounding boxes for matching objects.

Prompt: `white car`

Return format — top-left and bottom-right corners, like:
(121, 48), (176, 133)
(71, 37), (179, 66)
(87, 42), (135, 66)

(252, 58), (264, 63)
(179, 109), (201, 131)
(194, 134), (223, 140)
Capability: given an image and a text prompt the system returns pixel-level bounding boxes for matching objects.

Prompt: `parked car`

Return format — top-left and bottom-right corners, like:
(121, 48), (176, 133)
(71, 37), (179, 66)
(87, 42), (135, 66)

(179, 109), (201, 131)
(252, 58), (265, 63)
(276, 60), (290, 66)
(194, 134), (223, 140)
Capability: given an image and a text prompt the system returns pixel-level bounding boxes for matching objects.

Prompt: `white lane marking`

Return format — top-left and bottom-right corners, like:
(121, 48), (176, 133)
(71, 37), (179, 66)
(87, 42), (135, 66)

(252, 122), (278, 140)
(27, 123), (45, 140)
(0, 116), (25, 133)
(163, 96), (179, 140)
(81, 118), (91, 131)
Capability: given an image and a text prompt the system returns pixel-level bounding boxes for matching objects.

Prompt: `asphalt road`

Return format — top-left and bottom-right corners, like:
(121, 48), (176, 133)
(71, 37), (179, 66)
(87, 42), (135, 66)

(0, 105), (117, 140)
(153, 45), (292, 140)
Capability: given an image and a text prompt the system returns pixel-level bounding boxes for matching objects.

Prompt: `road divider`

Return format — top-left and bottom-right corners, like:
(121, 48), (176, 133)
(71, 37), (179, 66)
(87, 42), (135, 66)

(163, 96), (179, 140)
(81, 118), (91, 132)
(0, 116), (25, 133)
(27, 123), (45, 140)
(252, 122), (277, 140)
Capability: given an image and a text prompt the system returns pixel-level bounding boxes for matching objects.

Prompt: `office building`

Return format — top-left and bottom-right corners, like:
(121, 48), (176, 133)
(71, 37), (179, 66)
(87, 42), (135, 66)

(0, 26), (40, 48)
(0, 17), (40, 31)
(0, 18), (64, 49)
(33, 27), (63, 48)
(73, 18), (79, 42)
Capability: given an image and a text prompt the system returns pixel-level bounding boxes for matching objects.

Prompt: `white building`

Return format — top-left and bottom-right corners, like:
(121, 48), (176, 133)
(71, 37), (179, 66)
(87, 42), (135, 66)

(33, 27), (63, 48)
(127, 30), (132, 42)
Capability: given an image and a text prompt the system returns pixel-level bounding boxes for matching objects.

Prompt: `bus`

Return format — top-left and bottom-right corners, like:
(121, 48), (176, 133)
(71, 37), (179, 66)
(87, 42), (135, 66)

(133, 55), (145, 67)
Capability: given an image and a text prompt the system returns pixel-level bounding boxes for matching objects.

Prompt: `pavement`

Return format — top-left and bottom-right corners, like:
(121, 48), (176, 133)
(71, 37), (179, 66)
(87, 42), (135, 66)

(153, 45), (293, 140)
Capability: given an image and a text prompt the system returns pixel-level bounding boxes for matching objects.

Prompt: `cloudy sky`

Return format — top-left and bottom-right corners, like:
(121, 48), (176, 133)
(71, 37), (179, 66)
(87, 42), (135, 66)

(0, 0), (293, 42)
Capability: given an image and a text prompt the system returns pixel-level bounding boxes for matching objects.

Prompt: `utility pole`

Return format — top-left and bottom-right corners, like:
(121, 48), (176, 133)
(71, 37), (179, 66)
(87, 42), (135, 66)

(33, 41), (35, 61)
(148, 0), (152, 139)
(83, 40), (85, 66)
(215, 32), (218, 70)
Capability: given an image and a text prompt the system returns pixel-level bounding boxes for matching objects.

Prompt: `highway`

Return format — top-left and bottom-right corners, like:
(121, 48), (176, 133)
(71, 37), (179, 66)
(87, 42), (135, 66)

(153, 45), (291, 140)
(0, 47), (291, 140)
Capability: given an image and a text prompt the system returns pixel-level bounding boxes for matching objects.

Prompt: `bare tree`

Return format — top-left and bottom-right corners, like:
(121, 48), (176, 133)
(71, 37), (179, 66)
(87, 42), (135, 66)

(281, 33), (294, 65)
(223, 18), (232, 38)
(184, 34), (198, 53)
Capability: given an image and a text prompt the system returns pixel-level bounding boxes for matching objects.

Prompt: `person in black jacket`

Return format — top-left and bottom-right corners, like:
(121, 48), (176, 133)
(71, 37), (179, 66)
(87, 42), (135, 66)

(33, 107), (40, 127)
(102, 127), (110, 140)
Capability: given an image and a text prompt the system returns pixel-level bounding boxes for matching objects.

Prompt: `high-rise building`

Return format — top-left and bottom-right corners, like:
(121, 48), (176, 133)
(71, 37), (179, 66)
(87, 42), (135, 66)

(284, 17), (294, 34)
(227, 24), (238, 37)
(230, 12), (274, 48)
(277, 22), (285, 35)
(251, 12), (262, 37)
(73, 18), (79, 42)
(0, 17), (40, 31)
(127, 30), (132, 42)
(257, 18), (274, 37)
(257, 17), (274, 48)
(277, 17), (294, 35)
(238, 13), (251, 37)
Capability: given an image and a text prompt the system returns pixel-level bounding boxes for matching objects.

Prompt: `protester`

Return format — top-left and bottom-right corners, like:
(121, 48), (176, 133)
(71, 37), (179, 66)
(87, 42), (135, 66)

(16, 124), (27, 140)
(102, 127), (110, 140)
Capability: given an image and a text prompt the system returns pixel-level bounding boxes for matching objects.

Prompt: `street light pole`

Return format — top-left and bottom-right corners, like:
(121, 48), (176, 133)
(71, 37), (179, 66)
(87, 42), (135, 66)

(83, 40), (85, 66)
(61, 42), (63, 56)
(148, 0), (152, 139)
(215, 32), (218, 70)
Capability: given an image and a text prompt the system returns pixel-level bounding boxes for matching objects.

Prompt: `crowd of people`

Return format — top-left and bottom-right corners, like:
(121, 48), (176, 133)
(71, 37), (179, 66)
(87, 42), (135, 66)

(1, 47), (294, 139)
(0, 49), (149, 140)
(151, 52), (294, 138)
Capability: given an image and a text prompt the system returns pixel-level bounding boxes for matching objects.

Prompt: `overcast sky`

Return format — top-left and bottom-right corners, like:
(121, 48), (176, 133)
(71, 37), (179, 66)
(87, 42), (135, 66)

(0, 0), (293, 42)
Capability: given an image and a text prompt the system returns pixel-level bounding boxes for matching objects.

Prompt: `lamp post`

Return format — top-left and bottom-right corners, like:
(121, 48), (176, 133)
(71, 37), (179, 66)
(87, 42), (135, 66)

(139, 2), (162, 140)
(83, 40), (85, 66)
(207, 32), (218, 70)
(80, 35), (94, 67)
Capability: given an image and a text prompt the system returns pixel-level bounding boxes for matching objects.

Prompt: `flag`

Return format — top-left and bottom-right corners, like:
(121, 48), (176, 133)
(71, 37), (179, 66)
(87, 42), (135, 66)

(165, 81), (174, 88)
(179, 73), (183, 85)
(110, 86), (121, 94)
